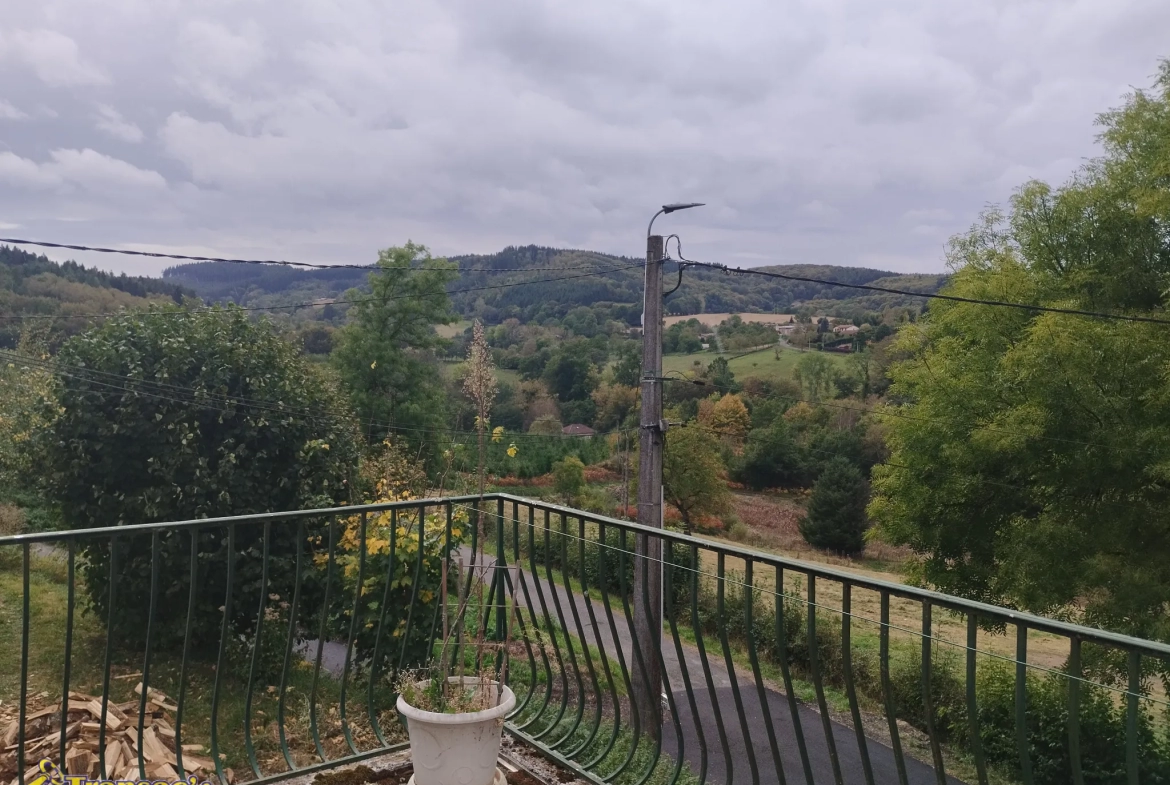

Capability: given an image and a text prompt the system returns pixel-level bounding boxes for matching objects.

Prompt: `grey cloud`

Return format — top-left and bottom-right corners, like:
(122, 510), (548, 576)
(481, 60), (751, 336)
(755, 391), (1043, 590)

(0, 100), (29, 120)
(0, 28), (108, 86)
(0, 0), (1167, 277)
(94, 105), (144, 143)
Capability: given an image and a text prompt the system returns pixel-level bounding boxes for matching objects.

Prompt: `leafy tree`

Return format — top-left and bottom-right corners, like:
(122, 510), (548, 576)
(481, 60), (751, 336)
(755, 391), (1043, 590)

(849, 349), (873, 398)
(529, 415), (564, 435)
(711, 393), (750, 439)
(801, 458), (868, 556)
(0, 330), (57, 492)
(298, 323), (335, 355)
(663, 426), (731, 534)
(794, 352), (833, 401)
(870, 61), (1170, 639)
(0, 330), (61, 531)
(732, 418), (808, 490)
(706, 356), (738, 393)
(592, 382), (638, 431)
(559, 398), (597, 426)
(552, 455), (586, 504)
(333, 243), (457, 455)
(42, 307), (361, 651)
(663, 319), (704, 353)
(542, 346), (599, 402)
(611, 340), (642, 387)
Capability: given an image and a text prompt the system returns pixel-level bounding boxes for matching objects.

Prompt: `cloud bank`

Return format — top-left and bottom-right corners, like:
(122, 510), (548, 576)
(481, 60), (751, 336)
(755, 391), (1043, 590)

(0, 0), (1167, 276)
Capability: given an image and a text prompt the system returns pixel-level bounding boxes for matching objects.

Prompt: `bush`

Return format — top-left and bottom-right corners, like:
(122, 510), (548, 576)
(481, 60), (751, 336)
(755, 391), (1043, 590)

(330, 505), (466, 675)
(42, 308), (361, 654)
(552, 456), (586, 504)
(799, 457), (868, 555)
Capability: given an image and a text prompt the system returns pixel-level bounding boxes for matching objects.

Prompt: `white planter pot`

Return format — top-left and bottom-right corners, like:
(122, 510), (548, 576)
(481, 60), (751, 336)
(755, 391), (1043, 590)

(397, 678), (516, 785)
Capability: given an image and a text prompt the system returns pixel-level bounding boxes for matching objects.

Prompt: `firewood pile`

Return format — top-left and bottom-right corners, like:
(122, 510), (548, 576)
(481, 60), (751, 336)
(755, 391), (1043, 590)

(1, 684), (231, 785)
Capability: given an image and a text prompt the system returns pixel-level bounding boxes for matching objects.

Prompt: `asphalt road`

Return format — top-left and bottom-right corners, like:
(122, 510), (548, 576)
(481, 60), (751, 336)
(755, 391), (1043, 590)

(466, 548), (963, 785)
(302, 547), (962, 785)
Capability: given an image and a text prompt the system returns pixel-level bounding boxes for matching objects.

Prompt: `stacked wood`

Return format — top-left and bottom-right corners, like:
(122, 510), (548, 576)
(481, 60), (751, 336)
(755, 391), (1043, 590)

(1, 685), (233, 785)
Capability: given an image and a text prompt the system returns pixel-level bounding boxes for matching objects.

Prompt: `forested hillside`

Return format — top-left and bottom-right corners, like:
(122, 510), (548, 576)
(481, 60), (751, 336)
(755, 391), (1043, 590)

(0, 245), (192, 347)
(164, 246), (946, 324)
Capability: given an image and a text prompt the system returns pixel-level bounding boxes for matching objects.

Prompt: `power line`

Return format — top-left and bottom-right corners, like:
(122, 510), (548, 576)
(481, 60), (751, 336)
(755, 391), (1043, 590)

(658, 371), (1151, 455)
(0, 263), (645, 322)
(2, 348), (628, 444)
(663, 241), (1170, 326)
(0, 237), (639, 274)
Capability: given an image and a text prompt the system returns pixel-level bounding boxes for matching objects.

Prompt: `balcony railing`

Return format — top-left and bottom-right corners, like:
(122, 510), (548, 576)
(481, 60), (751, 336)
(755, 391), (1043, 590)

(2, 493), (1169, 785)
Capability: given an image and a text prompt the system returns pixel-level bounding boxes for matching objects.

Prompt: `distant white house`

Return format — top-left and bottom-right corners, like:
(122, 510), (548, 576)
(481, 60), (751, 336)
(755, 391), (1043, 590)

(776, 324), (797, 335)
(833, 324), (860, 335)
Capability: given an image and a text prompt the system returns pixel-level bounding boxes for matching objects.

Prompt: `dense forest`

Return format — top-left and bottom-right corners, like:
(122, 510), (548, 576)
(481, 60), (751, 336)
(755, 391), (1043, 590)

(0, 245), (192, 347)
(163, 246), (946, 324)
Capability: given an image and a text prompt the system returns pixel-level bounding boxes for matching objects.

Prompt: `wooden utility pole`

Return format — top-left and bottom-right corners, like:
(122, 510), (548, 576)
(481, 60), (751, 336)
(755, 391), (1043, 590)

(633, 232), (665, 737)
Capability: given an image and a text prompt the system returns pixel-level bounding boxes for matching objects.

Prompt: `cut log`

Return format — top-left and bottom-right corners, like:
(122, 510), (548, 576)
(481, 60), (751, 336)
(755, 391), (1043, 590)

(180, 755), (215, 772)
(105, 738), (124, 774)
(64, 747), (94, 776)
(140, 727), (172, 765)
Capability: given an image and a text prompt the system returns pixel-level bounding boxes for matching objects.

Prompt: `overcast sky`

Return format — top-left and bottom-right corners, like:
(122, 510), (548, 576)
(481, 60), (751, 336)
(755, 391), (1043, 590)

(1, 0), (1167, 277)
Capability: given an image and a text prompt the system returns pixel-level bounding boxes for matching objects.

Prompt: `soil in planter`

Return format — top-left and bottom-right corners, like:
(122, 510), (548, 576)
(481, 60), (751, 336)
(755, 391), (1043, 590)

(311, 763), (414, 785)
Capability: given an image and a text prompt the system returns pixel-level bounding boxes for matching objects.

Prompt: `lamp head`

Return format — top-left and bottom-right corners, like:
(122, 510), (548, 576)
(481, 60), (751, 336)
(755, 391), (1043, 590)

(661, 202), (705, 214)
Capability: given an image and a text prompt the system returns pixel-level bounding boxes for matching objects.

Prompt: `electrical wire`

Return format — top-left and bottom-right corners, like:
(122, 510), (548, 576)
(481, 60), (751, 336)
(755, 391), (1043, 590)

(0, 237), (640, 274)
(460, 502), (1170, 707)
(0, 348), (631, 444)
(658, 370), (1149, 455)
(0, 262), (645, 322)
(661, 238), (1170, 327)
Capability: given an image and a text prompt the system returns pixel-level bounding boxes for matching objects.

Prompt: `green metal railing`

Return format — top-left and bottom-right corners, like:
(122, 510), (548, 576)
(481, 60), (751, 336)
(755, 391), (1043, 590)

(3, 493), (1170, 785)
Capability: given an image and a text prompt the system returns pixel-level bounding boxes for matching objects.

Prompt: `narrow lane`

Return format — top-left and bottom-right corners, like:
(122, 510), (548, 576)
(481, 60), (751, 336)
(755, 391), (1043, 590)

(465, 547), (964, 785)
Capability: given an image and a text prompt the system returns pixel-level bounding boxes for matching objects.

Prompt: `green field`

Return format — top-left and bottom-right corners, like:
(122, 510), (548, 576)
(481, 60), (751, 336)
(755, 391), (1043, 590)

(435, 319), (471, 338)
(439, 358), (521, 387)
(662, 344), (851, 383)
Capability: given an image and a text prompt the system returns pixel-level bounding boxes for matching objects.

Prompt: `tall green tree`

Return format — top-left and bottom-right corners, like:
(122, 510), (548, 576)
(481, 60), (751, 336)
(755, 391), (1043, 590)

(333, 243), (457, 454)
(664, 426), (731, 533)
(611, 340), (642, 387)
(800, 457), (868, 556)
(731, 418), (808, 490)
(870, 61), (1170, 639)
(42, 307), (361, 650)
(794, 352), (833, 401)
(542, 344), (599, 402)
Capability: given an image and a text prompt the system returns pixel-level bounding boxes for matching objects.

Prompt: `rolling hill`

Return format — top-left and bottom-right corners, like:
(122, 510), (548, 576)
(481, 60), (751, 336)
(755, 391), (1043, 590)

(0, 245), (193, 348)
(163, 245), (947, 325)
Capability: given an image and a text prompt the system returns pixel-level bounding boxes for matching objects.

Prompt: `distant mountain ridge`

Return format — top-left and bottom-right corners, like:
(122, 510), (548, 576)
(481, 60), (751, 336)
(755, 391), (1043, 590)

(164, 245), (947, 323)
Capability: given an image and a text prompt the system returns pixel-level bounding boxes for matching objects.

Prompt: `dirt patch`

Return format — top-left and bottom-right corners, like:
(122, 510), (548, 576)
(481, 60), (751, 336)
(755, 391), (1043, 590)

(730, 491), (910, 568)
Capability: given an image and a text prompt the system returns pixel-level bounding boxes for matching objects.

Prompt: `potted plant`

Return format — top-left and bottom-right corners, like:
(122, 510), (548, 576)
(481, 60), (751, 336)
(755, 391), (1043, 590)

(395, 551), (519, 785)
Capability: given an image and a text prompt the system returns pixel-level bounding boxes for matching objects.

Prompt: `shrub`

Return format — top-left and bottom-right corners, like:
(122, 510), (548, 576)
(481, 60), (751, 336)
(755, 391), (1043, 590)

(330, 504), (466, 675)
(799, 457), (868, 555)
(43, 308), (361, 654)
(552, 456), (586, 504)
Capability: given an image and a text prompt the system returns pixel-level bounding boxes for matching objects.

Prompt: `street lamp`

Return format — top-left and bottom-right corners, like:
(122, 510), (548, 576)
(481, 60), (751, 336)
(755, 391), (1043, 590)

(635, 200), (704, 736)
(648, 202), (705, 239)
